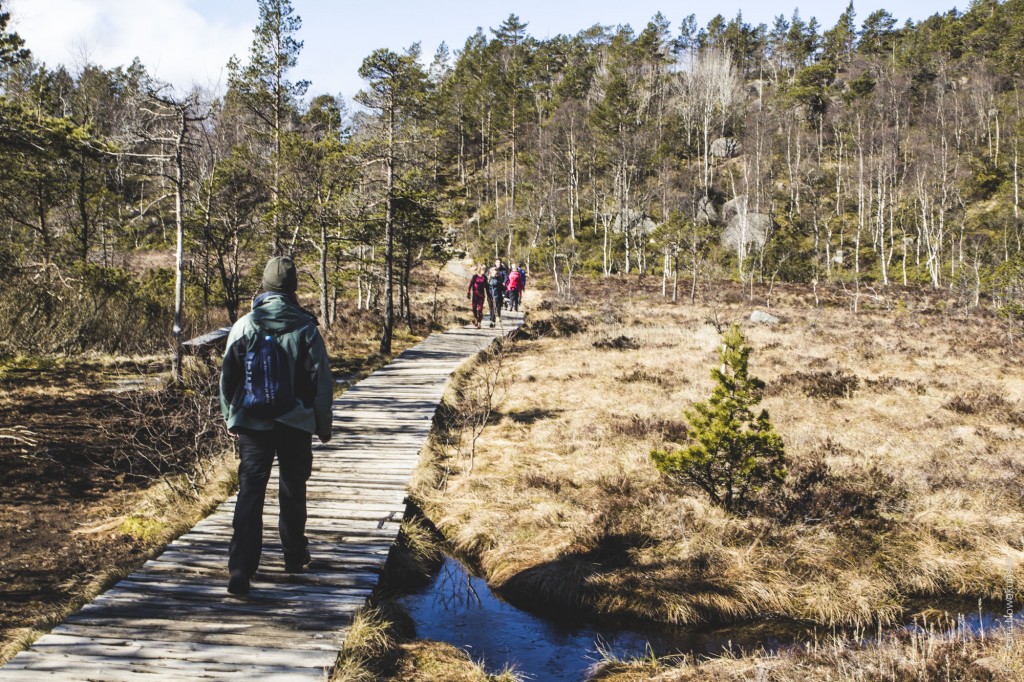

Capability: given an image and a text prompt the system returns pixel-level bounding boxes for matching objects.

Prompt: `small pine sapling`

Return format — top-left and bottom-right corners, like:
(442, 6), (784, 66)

(651, 324), (786, 512)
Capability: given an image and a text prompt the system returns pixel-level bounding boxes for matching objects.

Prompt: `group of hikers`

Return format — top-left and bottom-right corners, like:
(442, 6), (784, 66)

(217, 255), (525, 595)
(467, 258), (526, 328)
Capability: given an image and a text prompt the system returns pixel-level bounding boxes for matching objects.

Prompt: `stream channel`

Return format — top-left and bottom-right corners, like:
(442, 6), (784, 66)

(399, 556), (1023, 682)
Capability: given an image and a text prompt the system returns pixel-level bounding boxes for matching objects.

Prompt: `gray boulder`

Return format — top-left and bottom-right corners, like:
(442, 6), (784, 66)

(722, 212), (772, 251)
(710, 137), (742, 159)
(720, 195), (772, 252)
(750, 310), (780, 325)
(696, 196), (718, 225)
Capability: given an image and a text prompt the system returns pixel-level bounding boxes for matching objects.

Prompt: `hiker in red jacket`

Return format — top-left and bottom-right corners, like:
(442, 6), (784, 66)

(506, 263), (522, 312)
(467, 265), (487, 328)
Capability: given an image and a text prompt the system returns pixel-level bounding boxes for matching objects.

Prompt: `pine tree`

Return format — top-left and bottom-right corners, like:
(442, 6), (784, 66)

(651, 324), (786, 512)
(227, 0), (309, 254)
(356, 47), (429, 355)
(0, 4), (28, 68)
(822, 1), (858, 67)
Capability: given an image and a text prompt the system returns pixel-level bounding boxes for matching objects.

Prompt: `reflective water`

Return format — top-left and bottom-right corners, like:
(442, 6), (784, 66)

(399, 557), (1024, 682)
(400, 558), (789, 681)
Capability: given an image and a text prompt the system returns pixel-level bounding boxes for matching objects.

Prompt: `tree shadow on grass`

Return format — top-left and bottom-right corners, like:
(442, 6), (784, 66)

(496, 532), (661, 620)
(506, 408), (563, 425)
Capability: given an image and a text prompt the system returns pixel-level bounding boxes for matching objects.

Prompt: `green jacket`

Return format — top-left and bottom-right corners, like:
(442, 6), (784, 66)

(219, 293), (334, 442)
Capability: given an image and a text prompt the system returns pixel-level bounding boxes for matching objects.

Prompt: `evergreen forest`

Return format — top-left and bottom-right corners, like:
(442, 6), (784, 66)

(2, 0), (1024, 356)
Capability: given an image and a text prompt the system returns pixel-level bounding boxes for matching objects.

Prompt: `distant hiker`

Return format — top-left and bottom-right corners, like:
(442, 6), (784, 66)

(506, 262), (522, 312)
(219, 256), (334, 596)
(467, 264), (487, 328)
(486, 259), (508, 328)
(499, 260), (511, 310)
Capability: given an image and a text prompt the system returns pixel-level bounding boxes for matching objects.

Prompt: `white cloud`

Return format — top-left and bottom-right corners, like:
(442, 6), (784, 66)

(7, 0), (253, 93)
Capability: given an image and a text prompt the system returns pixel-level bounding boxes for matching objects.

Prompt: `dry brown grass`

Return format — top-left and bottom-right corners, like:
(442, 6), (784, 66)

(329, 602), (521, 682)
(589, 626), (1024, 681)
(413, 279), (1024, 638)
(385, 642), (520, 682)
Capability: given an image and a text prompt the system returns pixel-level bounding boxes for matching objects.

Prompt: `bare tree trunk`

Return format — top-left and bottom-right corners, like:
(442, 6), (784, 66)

(380, 101), (396, 355)
(172, 108), (189, 384)
(319, 218), (330, 326)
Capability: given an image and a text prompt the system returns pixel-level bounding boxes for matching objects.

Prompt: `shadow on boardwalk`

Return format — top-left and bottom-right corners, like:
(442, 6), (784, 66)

(0, 312), (522, 682)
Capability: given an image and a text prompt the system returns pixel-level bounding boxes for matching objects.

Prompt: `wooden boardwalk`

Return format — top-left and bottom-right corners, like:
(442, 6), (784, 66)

(0, 312), (522, 681)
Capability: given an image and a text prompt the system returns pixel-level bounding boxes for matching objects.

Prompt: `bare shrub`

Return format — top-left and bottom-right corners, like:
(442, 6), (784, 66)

(771, 369), (859, 399)
(517, 471), (578, 494)
(592, 335), (640, 350)
(762, 443), (909, 524)
(612, 415), (688, 443)
(0, 263), (174, 355)
(522, 312), (588, 338)
(942, 389), (1009, 415)
(864, 375), (927, 394)
(106, 360), (230, 498)
(447, 339), (515, 476)
(618, 365), (666, 385)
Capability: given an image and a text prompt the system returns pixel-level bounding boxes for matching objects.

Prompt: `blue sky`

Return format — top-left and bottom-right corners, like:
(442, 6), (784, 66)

(9, 0), (949, 102)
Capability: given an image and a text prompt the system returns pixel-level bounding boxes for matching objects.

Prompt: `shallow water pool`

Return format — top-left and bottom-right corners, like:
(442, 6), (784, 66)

(400, 557), (790, 680)
(399, 557), (1024, 681)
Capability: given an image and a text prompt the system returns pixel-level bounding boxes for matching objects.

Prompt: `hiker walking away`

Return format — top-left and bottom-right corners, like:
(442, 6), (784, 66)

(506, 262), (522, 312)
(486, 259), (507, 328)
(219, 256), (334, 596)
(467, 264), (487, 329)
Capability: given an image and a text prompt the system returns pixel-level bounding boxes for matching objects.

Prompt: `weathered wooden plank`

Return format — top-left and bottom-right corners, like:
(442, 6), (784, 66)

(161, 538), (393, 555)
(215, 502), (409, 517)
(159, 539), (395, 560)
(27, 634), (336, 668)
(180, 522), (398, 539)
(182, 327), (231, 353)
(64, 609), (354, 634)
(104, 576), (380, 601)
(151, 542), (392, 561)
(76, 593), (365, 619)
(0, 312), (522, 680)
(49, 622), (345, 650)
(2, 651), (327, 681)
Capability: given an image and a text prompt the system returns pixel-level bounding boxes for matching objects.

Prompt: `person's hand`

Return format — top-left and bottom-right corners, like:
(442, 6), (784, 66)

(225, 424), (239, 441)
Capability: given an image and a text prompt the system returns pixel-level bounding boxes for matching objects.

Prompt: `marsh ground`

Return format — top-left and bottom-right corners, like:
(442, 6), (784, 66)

(412, 277), (1024, 680)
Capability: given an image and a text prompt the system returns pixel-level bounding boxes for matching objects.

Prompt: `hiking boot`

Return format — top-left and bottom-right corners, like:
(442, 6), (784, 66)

(285, 548), (312, 574)
(227, 569), (250, 596)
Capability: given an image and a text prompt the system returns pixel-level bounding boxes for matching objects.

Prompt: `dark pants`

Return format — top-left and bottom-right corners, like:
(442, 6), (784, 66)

(508, 289), (521, 311)
(488, 288), (503, 322)
(471, 295), (485, 325)
(229, 424), (313, 577)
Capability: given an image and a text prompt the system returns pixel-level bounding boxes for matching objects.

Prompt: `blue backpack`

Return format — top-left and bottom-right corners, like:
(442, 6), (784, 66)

(242, 327), (295, 419)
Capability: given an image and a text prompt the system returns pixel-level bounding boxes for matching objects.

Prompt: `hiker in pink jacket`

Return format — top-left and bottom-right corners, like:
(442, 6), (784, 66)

(506, 262), (523, 312)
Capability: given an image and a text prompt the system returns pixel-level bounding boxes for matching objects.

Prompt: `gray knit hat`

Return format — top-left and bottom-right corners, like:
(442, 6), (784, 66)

(262, 256), (298, 293)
